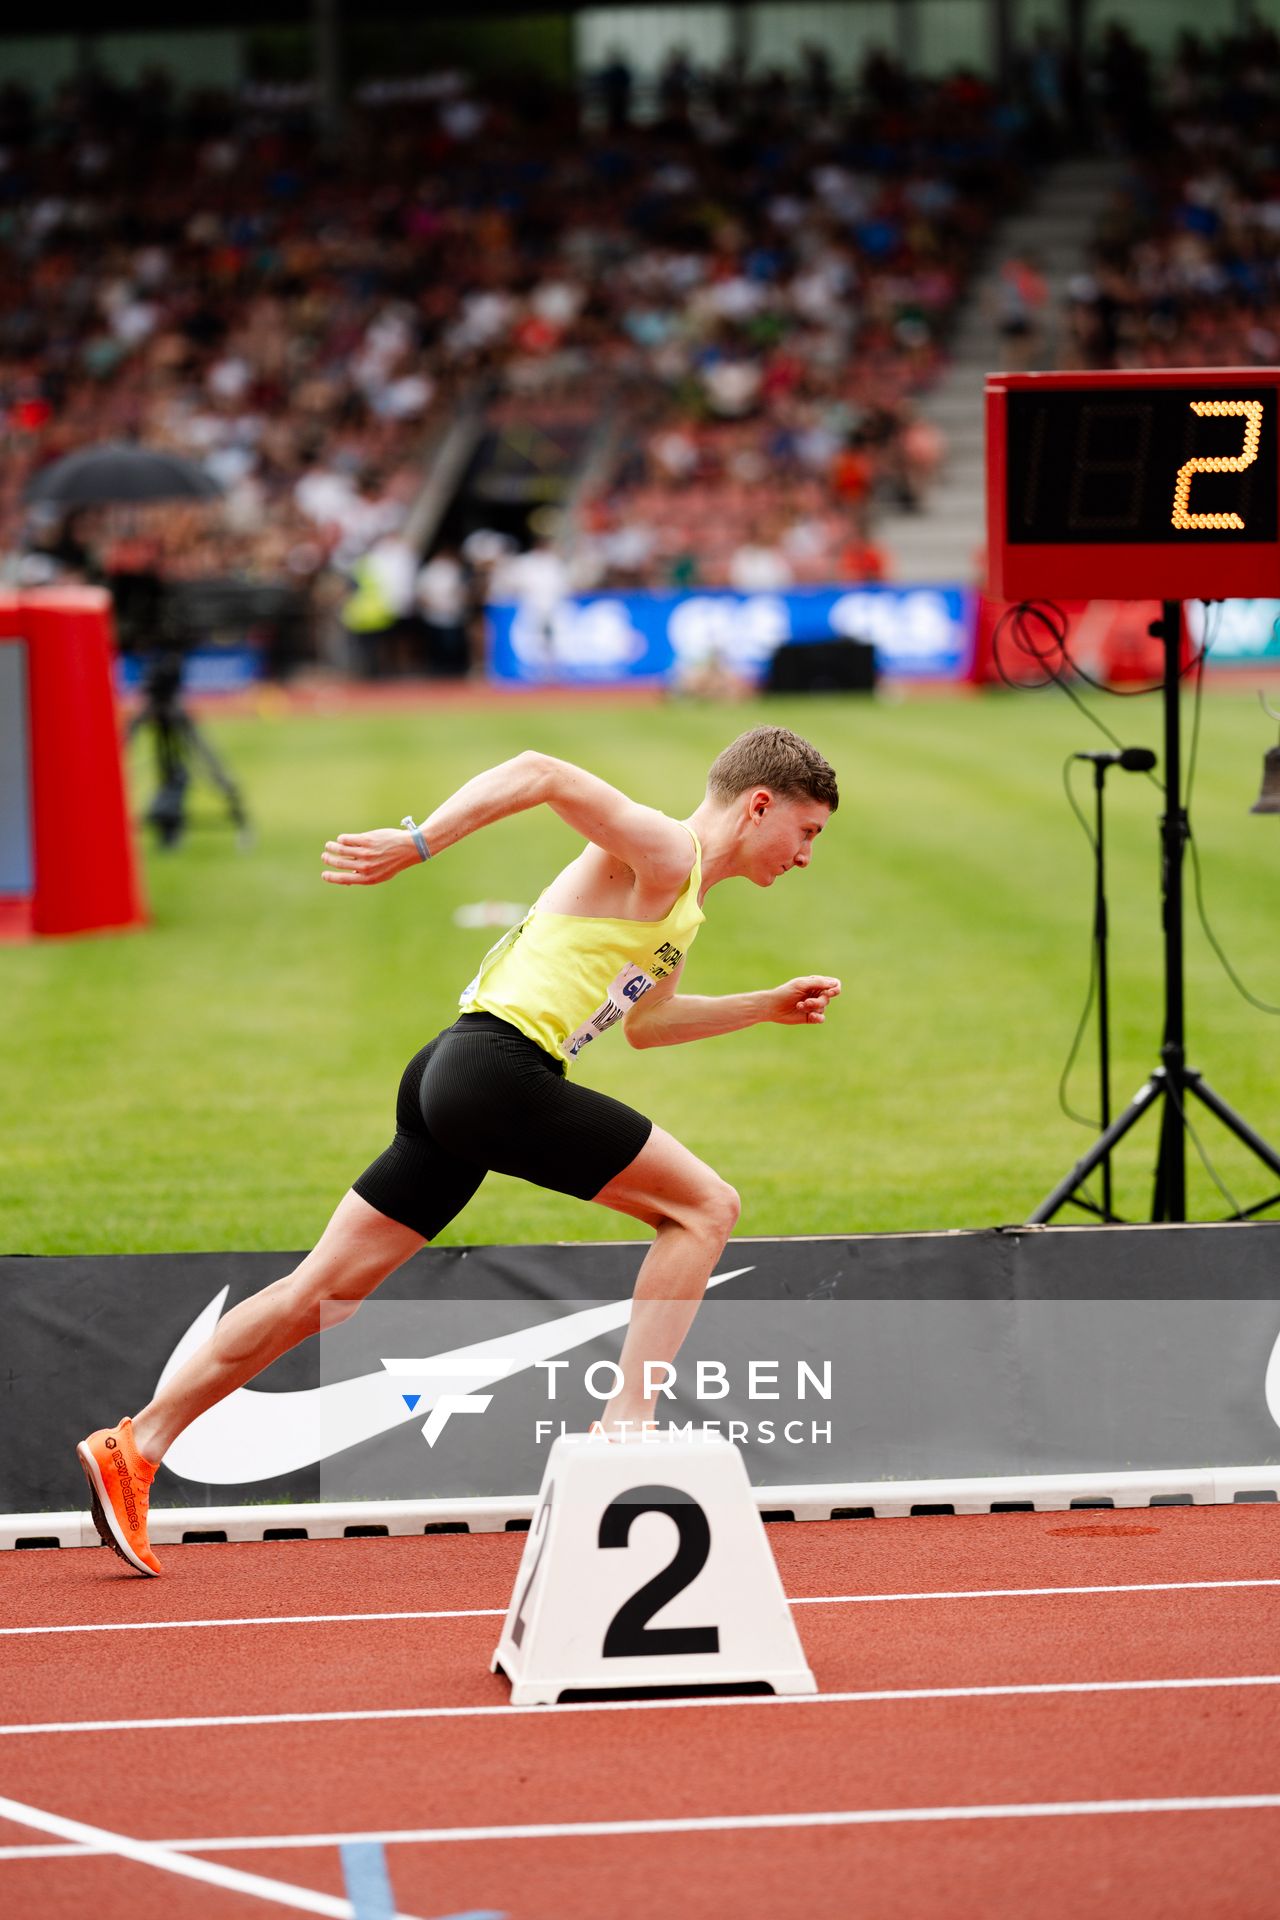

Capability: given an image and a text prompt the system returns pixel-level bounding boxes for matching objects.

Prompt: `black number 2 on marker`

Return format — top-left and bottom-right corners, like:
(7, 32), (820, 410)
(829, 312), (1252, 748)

(600, 1483), (720, 1658)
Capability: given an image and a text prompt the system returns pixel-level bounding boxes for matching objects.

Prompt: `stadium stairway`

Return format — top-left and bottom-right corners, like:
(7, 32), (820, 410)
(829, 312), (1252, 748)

(877, 155), (1125, 589)
(403, 385), (490, 555)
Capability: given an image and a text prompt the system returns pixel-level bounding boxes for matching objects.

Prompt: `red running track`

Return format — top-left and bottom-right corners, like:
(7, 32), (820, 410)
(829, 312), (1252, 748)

(1, 1506), (1277, 1920)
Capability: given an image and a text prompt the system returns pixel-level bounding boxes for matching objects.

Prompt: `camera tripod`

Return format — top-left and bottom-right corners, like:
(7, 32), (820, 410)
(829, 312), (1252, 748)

(1029, 600), (1280, 1224)
(127, 653), (251, 850)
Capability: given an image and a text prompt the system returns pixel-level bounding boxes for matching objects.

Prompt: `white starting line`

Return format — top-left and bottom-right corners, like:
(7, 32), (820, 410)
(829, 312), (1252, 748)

(3, 1574), (1278, 1638)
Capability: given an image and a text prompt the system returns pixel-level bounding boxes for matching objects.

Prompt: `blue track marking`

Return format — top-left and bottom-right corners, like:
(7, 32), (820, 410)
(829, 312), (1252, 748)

(339, 1841), (505, 1920)
(339, 1838), (506, 1920)
(340, 1840), (396, 1918)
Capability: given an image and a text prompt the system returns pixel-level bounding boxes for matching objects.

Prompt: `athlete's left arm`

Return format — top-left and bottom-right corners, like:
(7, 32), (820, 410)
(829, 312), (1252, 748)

(624, 970), (841, 1049)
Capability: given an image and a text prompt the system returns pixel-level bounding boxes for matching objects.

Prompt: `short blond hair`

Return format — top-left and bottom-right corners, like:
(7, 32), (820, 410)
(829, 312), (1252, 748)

(706, 726), (839, 811)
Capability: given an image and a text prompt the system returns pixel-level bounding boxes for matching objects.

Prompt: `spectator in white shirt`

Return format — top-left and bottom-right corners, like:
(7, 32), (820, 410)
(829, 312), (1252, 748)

(415, 546), (471, 677)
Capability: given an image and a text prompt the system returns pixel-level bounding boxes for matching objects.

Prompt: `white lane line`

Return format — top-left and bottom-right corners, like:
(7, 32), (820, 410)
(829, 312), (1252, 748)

(0, 1791), (424, 1917)
(790, 1579), (1280, 1605)
(2, 1794), (1279, 1861)
(0, 1608), (505, 1636)
(5, 1576), (1278, 1637)
(3, 1672), (1279, 1739)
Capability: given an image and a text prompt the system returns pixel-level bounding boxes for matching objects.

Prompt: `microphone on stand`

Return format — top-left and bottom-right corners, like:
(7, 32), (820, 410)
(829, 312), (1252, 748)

(1073, 748), (1157, 772)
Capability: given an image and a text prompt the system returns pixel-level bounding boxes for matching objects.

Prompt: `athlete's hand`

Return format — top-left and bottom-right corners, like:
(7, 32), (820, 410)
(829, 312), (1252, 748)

(766, 976), (842, 1025)
(321, 829), (420, 886)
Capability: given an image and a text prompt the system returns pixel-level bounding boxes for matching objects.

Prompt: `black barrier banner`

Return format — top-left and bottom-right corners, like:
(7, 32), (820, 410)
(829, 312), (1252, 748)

(3, 1224), (1280, 1513)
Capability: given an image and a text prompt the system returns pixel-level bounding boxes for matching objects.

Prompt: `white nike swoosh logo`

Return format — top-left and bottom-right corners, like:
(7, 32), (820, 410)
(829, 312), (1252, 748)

(158, 1267), (754, 1485)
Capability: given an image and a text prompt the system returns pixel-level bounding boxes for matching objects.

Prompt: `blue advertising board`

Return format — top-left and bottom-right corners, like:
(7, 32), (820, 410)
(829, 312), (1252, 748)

(487, 584), (974, 687)
(115, 648), (262, 696)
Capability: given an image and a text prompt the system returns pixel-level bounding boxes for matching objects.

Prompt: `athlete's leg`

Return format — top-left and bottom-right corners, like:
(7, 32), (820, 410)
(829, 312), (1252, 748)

(78, 1189), (428, 1575)
(590, 1125), (740, 1434)
(128, 1034), (487, 1467)
(131, 1190), (424, 1464)
(79, 1036), (490, 1574)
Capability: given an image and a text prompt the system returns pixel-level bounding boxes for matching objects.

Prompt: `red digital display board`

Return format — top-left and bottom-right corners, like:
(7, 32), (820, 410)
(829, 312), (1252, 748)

(986, 368), (1280, 601)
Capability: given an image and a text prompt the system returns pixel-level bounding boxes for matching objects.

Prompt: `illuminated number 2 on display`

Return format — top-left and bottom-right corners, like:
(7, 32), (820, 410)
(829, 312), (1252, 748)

(1171, 400), (1263, 531)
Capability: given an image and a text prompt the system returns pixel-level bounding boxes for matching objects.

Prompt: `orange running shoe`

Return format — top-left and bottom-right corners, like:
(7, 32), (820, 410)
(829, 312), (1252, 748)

(77, 1418), (161, 1576)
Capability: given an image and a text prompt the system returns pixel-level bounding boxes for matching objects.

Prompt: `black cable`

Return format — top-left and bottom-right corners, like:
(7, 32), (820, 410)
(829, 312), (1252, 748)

(995, 608), (1142, 1209)
(1181, 600), (1213, 813)
(1057, 754), (1101, 1132)
(1176, 602), (1280, 1212)
(1188, 838), (1280, 1015)
(1060, 750), (1097, 854)
(1017, 615), (1153, 1149)
(1163, 601), (1243, 1211)
(992, 597), (1208, 709)
(991, 600), (1165, 795)
(1181, 601), (1280, 1016)
(1159, 1065), (1243, 1218)
(990, 599), (1069, 691)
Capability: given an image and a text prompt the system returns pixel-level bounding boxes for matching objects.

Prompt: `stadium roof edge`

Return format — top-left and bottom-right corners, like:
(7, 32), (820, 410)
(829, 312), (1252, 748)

(4, 0), (871, 37)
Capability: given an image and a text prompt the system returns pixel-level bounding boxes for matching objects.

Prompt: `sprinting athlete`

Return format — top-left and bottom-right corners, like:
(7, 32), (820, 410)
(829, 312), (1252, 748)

(78, 725), (840, 1575)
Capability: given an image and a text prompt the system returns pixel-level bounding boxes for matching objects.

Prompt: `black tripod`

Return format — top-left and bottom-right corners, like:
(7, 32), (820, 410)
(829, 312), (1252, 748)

(1029, 600), (1280, 1224)
(127, 653), (250, 850)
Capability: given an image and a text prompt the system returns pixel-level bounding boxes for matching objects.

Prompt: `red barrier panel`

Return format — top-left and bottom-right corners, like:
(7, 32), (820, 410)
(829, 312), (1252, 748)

(8, 588), (146, 939)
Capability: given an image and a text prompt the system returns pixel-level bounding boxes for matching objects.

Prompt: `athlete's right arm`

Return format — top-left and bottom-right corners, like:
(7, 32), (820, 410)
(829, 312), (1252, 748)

(321, 751), (691, 888)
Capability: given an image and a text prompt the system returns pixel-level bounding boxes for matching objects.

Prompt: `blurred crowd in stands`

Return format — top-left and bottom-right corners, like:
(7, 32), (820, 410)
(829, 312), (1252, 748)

(2, 17), (1275, 677)
(1062, 22), (1280, 375)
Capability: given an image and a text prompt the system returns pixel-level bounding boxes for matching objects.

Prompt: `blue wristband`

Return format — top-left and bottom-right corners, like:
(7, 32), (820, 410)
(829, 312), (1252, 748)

(401, 816), (431, 863)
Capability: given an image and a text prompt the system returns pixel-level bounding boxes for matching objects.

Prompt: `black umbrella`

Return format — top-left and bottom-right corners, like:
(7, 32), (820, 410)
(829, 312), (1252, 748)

(25, 443), (223, 509)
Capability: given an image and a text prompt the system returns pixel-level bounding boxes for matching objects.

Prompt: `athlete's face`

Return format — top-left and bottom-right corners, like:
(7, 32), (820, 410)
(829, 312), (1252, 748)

(745, 790), (830, 885)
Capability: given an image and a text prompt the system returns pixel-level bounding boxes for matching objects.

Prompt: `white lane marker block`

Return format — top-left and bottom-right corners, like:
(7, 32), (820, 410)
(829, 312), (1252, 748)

(492, 1432), (816, 1706)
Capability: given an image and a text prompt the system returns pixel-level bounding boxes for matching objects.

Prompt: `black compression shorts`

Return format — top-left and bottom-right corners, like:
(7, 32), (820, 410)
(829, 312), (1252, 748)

(351, 1012), (654, 1240)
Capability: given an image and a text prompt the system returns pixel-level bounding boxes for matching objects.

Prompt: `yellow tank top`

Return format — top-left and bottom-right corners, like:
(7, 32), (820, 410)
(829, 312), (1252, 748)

(459, 824), (705, 1064)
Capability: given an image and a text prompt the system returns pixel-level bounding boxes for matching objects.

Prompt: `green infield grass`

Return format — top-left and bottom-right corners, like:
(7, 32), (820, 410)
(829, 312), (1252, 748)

(5, 680), (1279, 1255)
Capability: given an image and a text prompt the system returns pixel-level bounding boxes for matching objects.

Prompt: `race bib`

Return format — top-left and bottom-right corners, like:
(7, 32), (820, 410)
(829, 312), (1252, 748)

(565, 962), (655, 1060)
